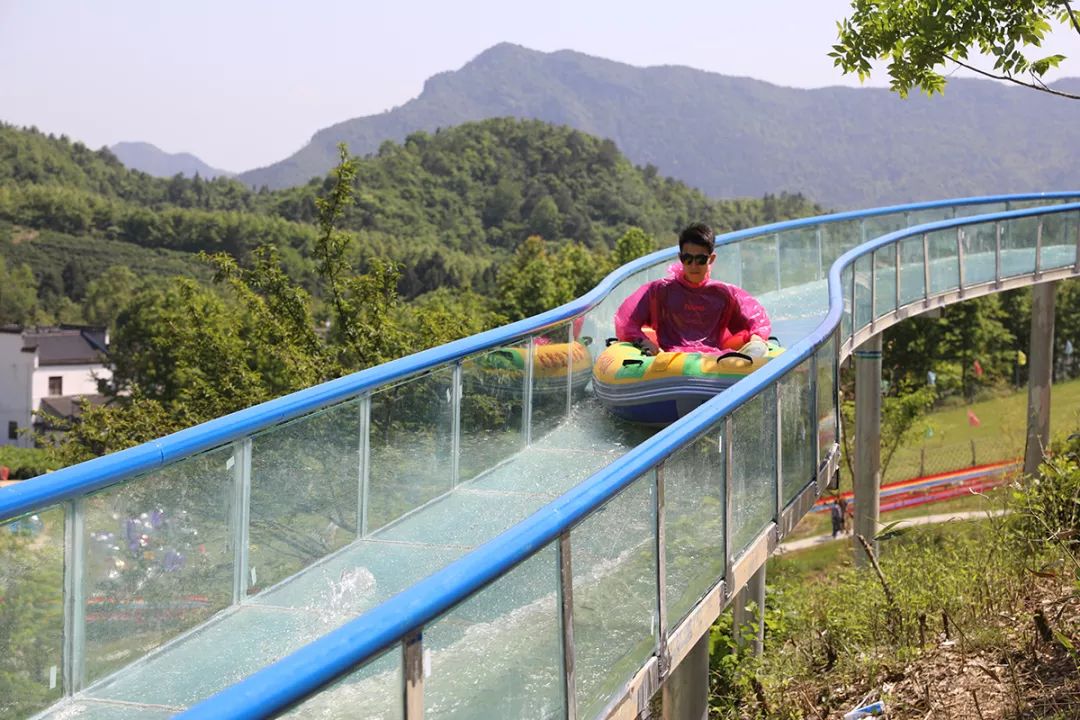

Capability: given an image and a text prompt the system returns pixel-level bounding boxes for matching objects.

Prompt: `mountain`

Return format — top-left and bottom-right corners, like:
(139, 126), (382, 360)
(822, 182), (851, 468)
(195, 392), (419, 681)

(237, 43), (1080, 209)
(110, 141), (233, 179)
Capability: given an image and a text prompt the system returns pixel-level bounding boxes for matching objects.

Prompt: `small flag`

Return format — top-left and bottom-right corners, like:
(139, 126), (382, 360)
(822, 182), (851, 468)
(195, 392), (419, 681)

(1018, 350), (1027, 366)
(967, 410), (981, 427)
(973, 360), (984, 377)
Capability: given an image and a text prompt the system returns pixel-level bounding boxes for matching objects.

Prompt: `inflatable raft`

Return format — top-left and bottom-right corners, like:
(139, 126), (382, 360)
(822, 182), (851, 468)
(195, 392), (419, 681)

(592, 339), (783, 424)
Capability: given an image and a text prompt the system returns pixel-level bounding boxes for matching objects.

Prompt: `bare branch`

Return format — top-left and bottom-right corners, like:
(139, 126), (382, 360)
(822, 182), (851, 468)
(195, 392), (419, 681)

(946, 54), (1080, 100)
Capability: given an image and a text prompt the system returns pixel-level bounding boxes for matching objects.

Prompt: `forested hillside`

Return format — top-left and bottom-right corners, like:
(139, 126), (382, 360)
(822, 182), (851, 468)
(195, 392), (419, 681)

(237, 43), (1080, 208)
(0, 119), (820, 321)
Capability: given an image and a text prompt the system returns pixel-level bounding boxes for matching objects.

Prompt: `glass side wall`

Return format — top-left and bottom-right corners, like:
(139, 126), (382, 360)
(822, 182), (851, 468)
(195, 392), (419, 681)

(425, 543), (564, 719)
(960, 222), (998, 285)
(898, 236), (926, 306)
(1, 507), (65, 718)
(82, 448), (234, 683)
(275, 648), (401, 720)
(780, 360), (815, 508)
(250, 400), (360, 592)
(662, 429), (726, 627)
(571, 471), (658, 720)
(729, 389), (777, 555)
(1041, 211), (1079, 270)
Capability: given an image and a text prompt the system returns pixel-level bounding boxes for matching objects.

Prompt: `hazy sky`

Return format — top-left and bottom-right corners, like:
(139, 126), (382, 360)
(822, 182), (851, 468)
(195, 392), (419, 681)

(3, 0), (1078, 172)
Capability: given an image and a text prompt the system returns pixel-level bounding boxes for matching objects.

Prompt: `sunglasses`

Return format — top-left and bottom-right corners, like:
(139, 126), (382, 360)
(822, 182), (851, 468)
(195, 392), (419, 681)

(679, 252), (711, 266)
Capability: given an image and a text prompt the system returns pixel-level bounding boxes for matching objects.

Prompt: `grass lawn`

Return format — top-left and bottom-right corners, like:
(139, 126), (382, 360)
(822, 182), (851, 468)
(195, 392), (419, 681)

(785, 378), (1080, 544)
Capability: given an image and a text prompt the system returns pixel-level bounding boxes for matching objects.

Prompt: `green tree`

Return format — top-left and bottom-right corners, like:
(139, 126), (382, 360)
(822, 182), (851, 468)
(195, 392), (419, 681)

(81, 265), (141, 329)
(496, 235), (565, 320)
(832, 0), (1080, 100)
(612, 226), (656, 267)
(0, 256), (37, 324)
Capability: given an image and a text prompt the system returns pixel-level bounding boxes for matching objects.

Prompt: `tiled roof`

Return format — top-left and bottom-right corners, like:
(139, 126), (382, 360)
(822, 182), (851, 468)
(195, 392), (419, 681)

(22, 327), (108, 366)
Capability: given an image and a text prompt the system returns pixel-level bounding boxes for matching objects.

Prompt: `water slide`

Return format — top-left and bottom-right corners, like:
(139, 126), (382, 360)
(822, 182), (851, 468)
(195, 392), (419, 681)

(2, 193), (1079, 720)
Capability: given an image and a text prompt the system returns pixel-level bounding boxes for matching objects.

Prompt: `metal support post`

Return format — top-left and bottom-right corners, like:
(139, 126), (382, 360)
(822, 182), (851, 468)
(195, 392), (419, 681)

(731, 564), (766, 657)
(853, 334), (882, 566)
(403, 631), (424, 720)
(662, 631), (709, 720)
(523, 337), (535, 446)
(1024, 281), (1056, 476)
(63, 497), (86, 694)
(231, 438), (252, 602)
(558, 532), (579, 720)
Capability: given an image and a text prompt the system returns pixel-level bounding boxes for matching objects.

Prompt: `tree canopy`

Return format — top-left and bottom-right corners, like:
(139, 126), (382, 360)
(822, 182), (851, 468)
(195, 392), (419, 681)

(833, 0), (1080, 99)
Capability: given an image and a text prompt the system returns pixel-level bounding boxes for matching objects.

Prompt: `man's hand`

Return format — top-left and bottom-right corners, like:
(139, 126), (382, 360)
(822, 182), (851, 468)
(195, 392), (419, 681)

(740, 335), (768, 358)
(639, 338), (660, 356)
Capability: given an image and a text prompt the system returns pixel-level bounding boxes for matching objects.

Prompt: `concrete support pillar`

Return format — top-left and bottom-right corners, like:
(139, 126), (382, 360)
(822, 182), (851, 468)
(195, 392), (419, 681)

(662, 632), (709, 720)
(853, 334), (883, 566)
(731, 565), (766, 656)
(1024, 281), (1056, 476)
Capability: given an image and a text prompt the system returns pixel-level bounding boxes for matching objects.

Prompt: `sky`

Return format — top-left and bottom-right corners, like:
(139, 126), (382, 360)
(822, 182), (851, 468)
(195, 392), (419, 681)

(2, 0), (1078, 172)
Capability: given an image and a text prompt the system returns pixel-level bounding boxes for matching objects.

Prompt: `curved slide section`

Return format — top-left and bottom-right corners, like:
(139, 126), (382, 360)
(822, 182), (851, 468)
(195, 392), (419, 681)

(1, 193), (1078, 719)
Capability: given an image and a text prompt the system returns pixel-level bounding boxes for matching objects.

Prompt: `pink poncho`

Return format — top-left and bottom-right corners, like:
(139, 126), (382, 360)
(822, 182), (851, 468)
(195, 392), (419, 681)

(614, 263), (771, 354)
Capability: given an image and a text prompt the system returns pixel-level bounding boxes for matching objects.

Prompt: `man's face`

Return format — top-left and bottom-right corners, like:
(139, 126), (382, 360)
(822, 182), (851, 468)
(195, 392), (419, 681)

(679, 242), (715, 284)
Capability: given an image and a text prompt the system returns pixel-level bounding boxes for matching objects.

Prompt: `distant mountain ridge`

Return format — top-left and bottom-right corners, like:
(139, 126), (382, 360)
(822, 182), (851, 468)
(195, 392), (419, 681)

(111, 141), (233, 179)
(236, 43), (1080, 208)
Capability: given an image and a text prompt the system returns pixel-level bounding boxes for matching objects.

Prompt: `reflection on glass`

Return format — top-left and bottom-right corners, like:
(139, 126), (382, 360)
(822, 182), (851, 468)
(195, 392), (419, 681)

(275, 648), (402, 720)
(0, 506), (64, 716)
(780, 362), (814, 508)
(841, 266), (853, 341)
(530, 323), (577, 445)
(816, 338), (838, 465)
(898, 237), (925, 306)
(960, 222), (998, 285)
(927, 230), (960, 294)
(250, 399), (360, 591)
(778, 227), (821, 289)
(368, 370), (454, 533)
(82, 449), (233, 682)
(663, 431), (725, 626)
(572, 472), (657, 720)
(425, 545), (563, 719)
(873, 248), (896, 319)
(820, 220), (861, 272)
(1000, 216), (1040, 277)
(460, 345), (526, 481)
(737, 235), (779, 297)
(1039, 211), (1079, 270)
(730, 389), (777, 555)
(853, 255), (873, 331)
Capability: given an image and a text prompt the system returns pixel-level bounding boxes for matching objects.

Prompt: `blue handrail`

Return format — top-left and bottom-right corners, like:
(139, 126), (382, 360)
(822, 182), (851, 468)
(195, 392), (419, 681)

(2, 190), (1077, 523)
(176, 197), (1080, 719)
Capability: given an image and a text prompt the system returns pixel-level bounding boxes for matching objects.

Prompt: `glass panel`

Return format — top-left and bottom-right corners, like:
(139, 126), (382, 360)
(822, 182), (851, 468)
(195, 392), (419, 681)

(730, 389), (777, 555)
(862, 213), (906, 241)
(712, 242), (741, 286)
(249, 399), (360, 592)
(927, 229), (960, 294)
(663, 431), (725, 627)
(369, 369), (454, 532)
(274, 648), (402, 719)
(841, 265), (853, 341)
(460, 345), (526, 482)
(816, 338), (838, 464)
(737, 234), (779, 298)
(960, 221), (997, 286)
(580, 266), (657, 351)
(425, 544), (563, 719)
(530, 324), (571, 445)
(873, 247), (896, 319)
(1040, 211), (1079, 270)
(780, 361), (815, 508)
(572, 472), (658, 720)
(820, 220), (861, 271)
(953, 201), (1007, 218)
(898, 236), (925, 306)
(1000, 215), (1040, 277)
(778, 227), (820, 289)
(853, 254), (873, 332)
(904, 207), (950, 227)
(82, 448), (233, 683)
(1, 506), (64, 717)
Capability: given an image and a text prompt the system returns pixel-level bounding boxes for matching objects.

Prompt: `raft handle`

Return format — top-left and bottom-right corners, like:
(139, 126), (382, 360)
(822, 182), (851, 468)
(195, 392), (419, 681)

(721, 351), (754, 363)
(605, 337), (620, 347)
(622, 359), (645, 367)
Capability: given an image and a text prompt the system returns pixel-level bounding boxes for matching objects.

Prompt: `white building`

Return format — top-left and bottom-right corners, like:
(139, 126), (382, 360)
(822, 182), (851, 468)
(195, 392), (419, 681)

(0, 326), (111, 448)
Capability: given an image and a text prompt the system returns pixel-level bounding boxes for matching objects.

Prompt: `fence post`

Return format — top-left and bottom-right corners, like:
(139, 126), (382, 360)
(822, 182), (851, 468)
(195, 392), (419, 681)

(919, 448), (925, 477)
(970, 439), (977, 467)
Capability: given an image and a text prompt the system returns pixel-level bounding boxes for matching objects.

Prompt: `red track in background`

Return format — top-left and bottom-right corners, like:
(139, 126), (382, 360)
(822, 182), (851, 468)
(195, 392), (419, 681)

(813, 459), (1020, 515)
